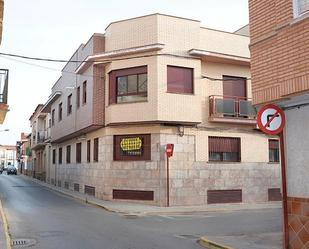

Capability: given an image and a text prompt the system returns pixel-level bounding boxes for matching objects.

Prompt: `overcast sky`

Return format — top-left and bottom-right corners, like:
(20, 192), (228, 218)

(0, 0), (249, 145)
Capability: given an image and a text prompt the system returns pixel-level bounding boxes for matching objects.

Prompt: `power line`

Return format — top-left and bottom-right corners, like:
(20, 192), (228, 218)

(0, 51), (251, 81)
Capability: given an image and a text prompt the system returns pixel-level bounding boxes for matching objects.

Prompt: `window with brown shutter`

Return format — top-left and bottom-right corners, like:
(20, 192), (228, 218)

(87, 140), (91, 163)
(167, 66), (193, 94)
(51, 109), (55, 126)
(269, 139), (279, 162)
(93, 138), (99, 162)
(67, 94), (72, 115)
(209, 136), (241, 162)
(76, 143), (82, 163)
(114, 134), (151, 161)
(109, 66), (147, 104)
(76, 86), (80, 108)
(52, 149), (56, 164)
(58, 147), (62, 164)
(66, 145), (71, 164)
(58, 103), (62, 121)
(82, 81), (87, 104)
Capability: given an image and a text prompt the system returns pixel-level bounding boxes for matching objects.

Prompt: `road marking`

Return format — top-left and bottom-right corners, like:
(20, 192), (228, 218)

(0, 200), (12, 249)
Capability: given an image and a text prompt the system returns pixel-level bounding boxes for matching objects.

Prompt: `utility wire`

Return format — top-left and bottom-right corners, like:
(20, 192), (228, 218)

(0, 51), (251, 81)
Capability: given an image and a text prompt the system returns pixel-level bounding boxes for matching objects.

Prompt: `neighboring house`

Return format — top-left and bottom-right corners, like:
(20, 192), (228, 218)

(29, 104), (51, 181)
(0, 145), (16, 168)
(16, 132), (30, 174)
(39, 13), (281, 206)
(249, 1), (309, 248)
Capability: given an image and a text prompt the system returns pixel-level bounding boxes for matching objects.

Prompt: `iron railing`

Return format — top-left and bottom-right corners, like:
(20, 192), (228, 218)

(0, 69), (8, 104)
(209, 95), (256, 119)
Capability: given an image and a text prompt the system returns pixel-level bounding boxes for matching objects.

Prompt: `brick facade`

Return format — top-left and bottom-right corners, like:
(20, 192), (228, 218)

(249, 0), (309, 105)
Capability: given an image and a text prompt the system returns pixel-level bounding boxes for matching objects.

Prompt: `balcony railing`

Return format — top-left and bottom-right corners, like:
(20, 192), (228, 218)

(209, 95), (256, 124)
(0, 69), (8, 104)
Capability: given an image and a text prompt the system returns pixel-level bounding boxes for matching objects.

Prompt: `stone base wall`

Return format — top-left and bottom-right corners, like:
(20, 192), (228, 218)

(55, 133), (281, 207)
(287, 196), (309, 249)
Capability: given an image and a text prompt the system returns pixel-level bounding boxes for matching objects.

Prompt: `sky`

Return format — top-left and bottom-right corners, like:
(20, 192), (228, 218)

(0, 0), (249, 145)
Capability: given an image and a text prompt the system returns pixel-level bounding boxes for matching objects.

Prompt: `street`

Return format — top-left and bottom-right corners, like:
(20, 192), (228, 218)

(0, 174), (282, 249)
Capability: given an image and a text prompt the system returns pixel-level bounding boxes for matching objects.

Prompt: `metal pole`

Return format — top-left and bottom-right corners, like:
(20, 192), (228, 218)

(279, 132), (289, 249)
(166, 155), (169, 207)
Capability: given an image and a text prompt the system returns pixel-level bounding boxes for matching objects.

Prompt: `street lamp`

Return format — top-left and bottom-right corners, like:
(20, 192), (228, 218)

(0, 129), (9, 132)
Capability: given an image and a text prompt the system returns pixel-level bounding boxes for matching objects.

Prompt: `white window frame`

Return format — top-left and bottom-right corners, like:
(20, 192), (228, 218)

(293, 0), (309, 18)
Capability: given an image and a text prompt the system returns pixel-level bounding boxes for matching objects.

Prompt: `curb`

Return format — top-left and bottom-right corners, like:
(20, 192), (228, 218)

(199, 236), (233, 249)
(0, 200), (12, 249)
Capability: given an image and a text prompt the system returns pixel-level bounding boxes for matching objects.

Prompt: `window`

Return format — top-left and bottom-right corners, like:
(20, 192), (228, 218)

(269, 139), (280, 163)
(76, 143), (82, 163)
(208, 136), (240, 162)
(93, 138), (99, 162)
(51, 109), (55, 126)
(109, 66), (147, 104)
(58, 103), (62, 121)
(114, 134), (151, 161)
(77, 86), (80, 108)
(52, 149), (56, 164)
(67, 94), (72, 115)
(58, 147), (62, 164)
(167, 66), (193, 94)
(87, 140), (91, 163)
(82, 81), (87, 104)
(66, 145), (71, 164)
(294, 0), (309, 17)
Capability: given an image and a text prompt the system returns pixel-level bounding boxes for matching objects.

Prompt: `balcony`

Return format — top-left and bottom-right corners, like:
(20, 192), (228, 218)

(0, 69), (9, 124)
(209, 95), (257, 125)
(32, 130), (49, 150)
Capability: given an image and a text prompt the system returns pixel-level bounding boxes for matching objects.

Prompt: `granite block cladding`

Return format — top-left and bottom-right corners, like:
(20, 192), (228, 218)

(287, 197), (309, 249)
(56, 133), (281, 206)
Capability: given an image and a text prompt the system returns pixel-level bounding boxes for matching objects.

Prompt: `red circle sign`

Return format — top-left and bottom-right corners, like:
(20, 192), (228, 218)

(256, 104), (285, 135)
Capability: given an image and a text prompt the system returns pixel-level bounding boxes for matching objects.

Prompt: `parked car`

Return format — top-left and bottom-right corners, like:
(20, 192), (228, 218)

(7, 166), (17, 175)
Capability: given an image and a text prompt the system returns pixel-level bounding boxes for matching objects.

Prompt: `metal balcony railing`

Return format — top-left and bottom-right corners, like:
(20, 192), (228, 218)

(0, 69), (8, 104)
(209, 95), (256, 119)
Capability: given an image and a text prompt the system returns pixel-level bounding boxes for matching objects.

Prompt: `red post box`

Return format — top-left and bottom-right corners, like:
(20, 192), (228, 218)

(165, 144), (174, 158)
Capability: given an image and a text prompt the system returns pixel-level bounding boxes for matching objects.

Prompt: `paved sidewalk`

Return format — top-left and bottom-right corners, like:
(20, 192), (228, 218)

(0, 200), (10, 249)
(22, 175), (281, 216)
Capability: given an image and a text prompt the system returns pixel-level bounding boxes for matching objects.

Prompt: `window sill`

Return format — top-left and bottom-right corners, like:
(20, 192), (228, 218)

(207, 161), (241, 164)
(166, 91), (195, 96)
(268, 162), (280, 164)
(108, 100), (148, 106)
(291, 11), (309, 26)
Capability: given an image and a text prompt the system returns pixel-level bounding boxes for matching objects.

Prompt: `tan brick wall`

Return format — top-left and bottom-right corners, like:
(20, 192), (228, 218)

(249, 0), (309, 104)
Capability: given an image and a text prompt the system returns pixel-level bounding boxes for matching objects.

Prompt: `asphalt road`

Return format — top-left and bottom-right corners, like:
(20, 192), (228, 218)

(0, 174), (282, 249)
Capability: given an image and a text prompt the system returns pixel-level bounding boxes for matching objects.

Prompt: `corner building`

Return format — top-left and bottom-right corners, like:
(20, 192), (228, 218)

(43, 14), (281, 206)
(249, 1), (309, 248)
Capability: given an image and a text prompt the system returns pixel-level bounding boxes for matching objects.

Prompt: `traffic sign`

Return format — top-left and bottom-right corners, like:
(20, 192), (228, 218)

(256, 104), (285, 135)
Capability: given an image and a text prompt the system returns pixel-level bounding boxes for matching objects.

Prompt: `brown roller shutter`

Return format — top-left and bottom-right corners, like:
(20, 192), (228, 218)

(85, 185), (95, 196)
(207, 189), (242, 204)
(223, 76), (246, 98)
(268, 188), (282, 201)
(269, 139), (279, 149)
(167, 66), (193, 94)
(113, 189), (154, 201)
(209, 137), (240, 153)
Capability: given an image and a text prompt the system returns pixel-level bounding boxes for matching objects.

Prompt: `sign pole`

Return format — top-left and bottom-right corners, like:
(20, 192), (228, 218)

(166, 155), (169, 207)
(279, 132), (289, 249)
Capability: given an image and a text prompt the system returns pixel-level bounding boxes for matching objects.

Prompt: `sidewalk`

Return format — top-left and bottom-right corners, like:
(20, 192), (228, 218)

(22, 175), (281, 216)
(0, 200), (11, 249)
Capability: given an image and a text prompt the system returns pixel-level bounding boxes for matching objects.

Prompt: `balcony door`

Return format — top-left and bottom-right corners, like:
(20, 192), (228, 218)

(222, 76), (247, 117)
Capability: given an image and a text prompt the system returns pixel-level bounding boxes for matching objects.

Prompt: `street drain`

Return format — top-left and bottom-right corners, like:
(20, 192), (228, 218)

(122, 214), (139, 219)
(12, 238), (36, 248)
